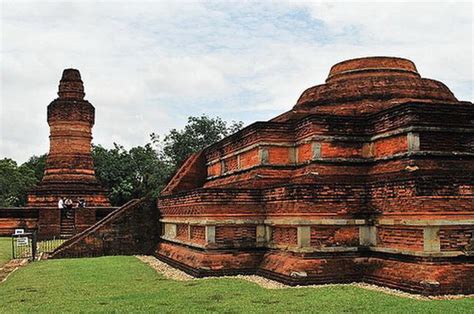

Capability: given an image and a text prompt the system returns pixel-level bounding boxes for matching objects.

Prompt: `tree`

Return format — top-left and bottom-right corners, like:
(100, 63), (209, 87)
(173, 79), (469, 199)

(153, 115), (243, 170)
(22, 154), (47, 181)
(93, 115), (243, 206)
(92, 143), (171, 206)
(0, 158), (38, 206)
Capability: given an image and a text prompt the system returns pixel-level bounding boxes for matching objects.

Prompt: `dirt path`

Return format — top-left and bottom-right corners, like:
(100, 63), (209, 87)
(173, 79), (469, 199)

(0, 259), (28, 283)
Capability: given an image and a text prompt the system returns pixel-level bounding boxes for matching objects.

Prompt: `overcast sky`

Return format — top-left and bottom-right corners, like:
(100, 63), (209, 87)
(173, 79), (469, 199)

(1, 1), (472, 163)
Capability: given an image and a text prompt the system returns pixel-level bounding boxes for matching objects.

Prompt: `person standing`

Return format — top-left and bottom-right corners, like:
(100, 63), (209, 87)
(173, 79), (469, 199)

(78, 198), (86, 208)
(64, 197), (73, 209)
(64, 197), (73, 219)
(58, 197), (64, 209)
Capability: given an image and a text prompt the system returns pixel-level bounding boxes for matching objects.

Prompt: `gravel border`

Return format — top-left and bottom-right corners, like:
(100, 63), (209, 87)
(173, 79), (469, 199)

(136, 255), (474, 300)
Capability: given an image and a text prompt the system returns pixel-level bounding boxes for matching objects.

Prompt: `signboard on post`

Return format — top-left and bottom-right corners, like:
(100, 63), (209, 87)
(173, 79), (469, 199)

(17, 237), (29, 246)
(14, 229), (28, 246)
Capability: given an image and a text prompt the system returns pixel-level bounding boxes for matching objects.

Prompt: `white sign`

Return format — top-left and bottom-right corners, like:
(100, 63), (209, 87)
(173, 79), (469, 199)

(17, 237), (29, 246)
(14, 229), (25, 235)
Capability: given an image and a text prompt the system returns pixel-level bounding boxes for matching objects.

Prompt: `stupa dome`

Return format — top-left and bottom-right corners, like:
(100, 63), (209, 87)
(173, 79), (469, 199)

(293, 56), (457, 115)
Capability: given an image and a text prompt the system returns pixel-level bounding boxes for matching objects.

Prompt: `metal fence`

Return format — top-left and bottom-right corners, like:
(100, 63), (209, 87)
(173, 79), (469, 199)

(11, 232), (65, 260)
(11, 232), (36, 259)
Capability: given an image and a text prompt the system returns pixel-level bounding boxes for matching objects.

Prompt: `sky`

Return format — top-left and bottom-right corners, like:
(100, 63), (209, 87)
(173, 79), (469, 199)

(1, 0), (473, 163)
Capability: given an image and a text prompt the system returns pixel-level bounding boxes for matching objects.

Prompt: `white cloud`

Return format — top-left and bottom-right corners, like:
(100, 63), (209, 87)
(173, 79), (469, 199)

(1, 0), (472, 163)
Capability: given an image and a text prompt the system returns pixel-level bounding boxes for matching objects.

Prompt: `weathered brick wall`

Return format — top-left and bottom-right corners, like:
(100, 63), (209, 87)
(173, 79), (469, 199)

(258, 251), (362, 284)
(363, 257), (474, 295)
(176, 224), (189, 241)
(201, 103), (473, 189)
(159, 188), (264, 217)
(190, 225), (205, 244)
(321, 142), (363, 158)
(271, 227), (297, 246)
(215, 226), (256, 247)
(376, 226), (424, 251)
(264, 184), (367, 215)
(310, 227), (359, 247)
(156, 242), (263, 276)
(0, 206), (117, 239)
(0, 208), (38, 235)
(51, 199), (159, 258)
(161, 152), (207, 195)
(440, 227), (474, 251)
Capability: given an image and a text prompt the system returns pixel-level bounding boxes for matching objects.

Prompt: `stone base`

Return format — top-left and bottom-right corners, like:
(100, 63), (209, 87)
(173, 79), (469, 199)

(155, 242), (264, 277)
(155, 242), (474, 296)
(258, 250), (362, 285)
(362, 255), (474, 295)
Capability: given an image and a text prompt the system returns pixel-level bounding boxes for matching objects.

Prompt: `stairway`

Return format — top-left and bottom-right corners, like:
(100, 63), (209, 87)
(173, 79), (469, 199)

(50, 199), (144, 258)
(60, 209), (76, 238)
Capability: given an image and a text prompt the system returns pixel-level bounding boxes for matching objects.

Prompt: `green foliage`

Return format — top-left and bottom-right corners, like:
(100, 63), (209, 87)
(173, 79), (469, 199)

(0, 116), (243, 207)
(95, 115), (242, 206)
(92, 143), (171, 206)
(153, 115), (243, 169)
(0, 255), (473, 313)
(0, 159), (38, 206)
(21, 154), (47, 182)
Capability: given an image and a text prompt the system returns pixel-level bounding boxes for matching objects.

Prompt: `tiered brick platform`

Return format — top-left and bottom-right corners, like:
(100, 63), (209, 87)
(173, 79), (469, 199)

(156, 57), (474, 295)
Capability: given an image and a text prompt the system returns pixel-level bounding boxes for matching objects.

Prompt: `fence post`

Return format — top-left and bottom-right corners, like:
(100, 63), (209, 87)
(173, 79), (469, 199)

(31, 232), (37, 261)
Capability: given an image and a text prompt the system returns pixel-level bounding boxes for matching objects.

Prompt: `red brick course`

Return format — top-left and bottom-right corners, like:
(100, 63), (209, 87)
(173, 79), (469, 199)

(377, 226), (424, 251)
(215, 226), (256, 247)
(272, 227), (297, 246)
(310, 227), (359, 247)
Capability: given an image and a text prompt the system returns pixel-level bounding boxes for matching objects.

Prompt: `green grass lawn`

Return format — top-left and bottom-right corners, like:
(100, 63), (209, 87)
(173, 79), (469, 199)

(0, 237), (12, 267)
(0, 256), (473, 313)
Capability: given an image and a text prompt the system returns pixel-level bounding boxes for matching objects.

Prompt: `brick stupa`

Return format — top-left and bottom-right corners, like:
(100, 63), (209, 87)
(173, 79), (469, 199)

(27, 69), (110, 207)
(156, 57), (474, 295)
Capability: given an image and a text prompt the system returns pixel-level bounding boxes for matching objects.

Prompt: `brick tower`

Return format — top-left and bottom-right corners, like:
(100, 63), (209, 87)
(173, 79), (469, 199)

(27, 69), (110, 208)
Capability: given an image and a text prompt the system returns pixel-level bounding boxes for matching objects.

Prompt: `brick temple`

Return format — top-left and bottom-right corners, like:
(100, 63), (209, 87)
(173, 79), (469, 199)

(24, 69), (111, 237)
(153, 57), (473, 295)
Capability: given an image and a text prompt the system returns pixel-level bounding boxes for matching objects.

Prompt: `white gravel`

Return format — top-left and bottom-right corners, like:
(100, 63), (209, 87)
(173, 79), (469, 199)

(136, 255), (193, 281)
(136, 255), (474, 300)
